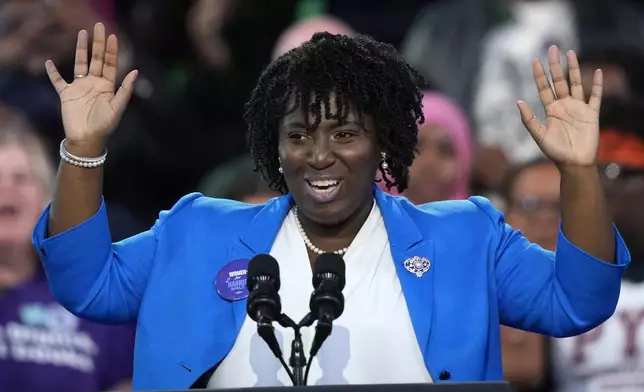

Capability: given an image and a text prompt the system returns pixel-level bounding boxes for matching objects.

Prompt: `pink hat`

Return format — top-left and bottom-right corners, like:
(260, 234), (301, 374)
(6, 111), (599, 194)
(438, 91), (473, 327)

(377, 91), (472, 200)
(272, 16), (355, 60)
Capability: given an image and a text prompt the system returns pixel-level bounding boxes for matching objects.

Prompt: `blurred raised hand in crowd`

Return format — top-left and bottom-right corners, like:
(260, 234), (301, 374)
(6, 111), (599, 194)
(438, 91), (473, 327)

(0, 0), (133, 182)
(187, 0), (236, 72)
(0, 0), (95, 74)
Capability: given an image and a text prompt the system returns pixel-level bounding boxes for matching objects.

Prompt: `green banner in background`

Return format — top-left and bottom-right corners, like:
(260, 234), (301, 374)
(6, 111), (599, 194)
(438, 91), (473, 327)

(296, 0), (327, 20)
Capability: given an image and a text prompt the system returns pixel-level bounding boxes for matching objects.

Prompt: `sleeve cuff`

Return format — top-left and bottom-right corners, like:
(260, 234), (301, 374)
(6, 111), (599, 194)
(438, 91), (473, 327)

(32, 198), (113, 269)
(555, 223), (631, 297)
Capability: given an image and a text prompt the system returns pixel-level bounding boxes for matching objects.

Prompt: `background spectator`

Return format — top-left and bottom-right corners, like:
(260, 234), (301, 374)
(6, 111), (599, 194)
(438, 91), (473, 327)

(0, 104), (134, 392)
(378, 91), (473, 204)
(498, 158), (558, 391)
(272, 15), (355, 60)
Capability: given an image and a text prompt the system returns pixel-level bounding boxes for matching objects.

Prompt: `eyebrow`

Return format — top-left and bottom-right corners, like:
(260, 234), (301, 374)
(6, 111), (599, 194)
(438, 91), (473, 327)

(282, 119), (364, 129)
(283, 121), (307, 129)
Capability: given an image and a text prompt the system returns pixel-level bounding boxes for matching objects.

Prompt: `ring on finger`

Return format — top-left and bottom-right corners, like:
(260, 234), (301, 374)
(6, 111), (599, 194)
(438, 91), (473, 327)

(74, 74), (88, 79)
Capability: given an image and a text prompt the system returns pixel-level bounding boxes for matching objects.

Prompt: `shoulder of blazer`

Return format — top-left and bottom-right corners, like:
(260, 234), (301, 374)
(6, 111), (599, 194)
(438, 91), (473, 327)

(153, 192), (270, 237)
(402, 195), (501, 227)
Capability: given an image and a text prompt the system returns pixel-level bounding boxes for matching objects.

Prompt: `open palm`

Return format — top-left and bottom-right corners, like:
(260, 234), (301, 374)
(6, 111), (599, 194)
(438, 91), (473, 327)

(45, 23), (137, 145)
(517, 46), (603, 167)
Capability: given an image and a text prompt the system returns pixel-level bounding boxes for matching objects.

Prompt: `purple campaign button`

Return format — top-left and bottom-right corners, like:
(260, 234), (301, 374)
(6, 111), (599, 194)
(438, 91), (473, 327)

(216, 259), (250, 301)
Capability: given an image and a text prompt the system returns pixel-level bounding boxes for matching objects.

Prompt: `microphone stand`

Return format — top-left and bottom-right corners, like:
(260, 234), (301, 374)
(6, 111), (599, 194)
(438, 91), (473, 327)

(290, 328), (306, 385)
(277, 313), (317, 386)
(277, 314), (306, 386)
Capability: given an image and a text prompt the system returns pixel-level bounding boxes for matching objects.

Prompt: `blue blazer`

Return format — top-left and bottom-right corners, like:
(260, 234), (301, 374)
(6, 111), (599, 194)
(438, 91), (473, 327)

(32, 187), (630, 390)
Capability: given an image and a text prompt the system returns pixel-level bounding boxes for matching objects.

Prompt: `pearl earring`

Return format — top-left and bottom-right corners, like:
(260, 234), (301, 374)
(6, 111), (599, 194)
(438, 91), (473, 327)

(380, 152), (389, 171)
(278, 158), (283, 173)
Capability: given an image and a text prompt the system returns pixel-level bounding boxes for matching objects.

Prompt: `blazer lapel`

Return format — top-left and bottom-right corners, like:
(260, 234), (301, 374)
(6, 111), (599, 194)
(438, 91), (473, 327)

(184, 196), (294, 384)
(229, 194), (294, 330)
(375, 188), (437, 380)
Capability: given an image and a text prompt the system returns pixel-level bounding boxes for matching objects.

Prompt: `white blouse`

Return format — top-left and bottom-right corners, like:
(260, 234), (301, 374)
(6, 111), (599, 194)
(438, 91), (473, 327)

(209, 202), (432, 388)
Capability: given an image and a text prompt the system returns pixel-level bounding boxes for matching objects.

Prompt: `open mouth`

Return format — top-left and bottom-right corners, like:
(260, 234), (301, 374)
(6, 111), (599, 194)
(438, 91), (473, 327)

(0, 205), (19, 218)
(305, 179), (342, 203)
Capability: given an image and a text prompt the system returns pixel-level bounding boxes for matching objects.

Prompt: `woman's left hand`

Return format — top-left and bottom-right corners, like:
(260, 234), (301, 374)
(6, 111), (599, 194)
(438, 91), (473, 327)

(517, 46), (603, 167)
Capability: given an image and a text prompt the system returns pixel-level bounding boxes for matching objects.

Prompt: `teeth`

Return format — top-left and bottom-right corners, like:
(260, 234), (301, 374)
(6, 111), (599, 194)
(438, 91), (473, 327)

(310, 180), (339, 187)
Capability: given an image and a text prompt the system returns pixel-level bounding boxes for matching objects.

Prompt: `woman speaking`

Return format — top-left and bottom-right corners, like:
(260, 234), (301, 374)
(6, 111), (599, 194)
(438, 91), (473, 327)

(34, 23), (629, 390)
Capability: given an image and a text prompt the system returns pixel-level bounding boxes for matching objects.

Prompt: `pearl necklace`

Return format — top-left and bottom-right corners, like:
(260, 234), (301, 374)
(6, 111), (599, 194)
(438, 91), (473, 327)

(293, 207), (349, 256)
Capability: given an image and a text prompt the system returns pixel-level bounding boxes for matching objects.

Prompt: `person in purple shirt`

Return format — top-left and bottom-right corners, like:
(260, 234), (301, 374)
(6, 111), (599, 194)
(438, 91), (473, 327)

(0, 104), (134, 392)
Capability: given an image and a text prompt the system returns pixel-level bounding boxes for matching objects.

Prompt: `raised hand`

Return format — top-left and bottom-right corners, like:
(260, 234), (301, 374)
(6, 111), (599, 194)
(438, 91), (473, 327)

(46, 23), (137, 152)
(517, 46), (602, 167)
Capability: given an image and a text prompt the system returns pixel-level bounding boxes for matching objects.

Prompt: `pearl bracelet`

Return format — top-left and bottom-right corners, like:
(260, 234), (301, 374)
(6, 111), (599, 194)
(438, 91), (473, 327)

(59, 139), (108, 168)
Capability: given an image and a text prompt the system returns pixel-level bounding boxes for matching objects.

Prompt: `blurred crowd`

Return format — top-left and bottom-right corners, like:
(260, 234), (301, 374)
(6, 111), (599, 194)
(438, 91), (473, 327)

(0, 0), (643, 391)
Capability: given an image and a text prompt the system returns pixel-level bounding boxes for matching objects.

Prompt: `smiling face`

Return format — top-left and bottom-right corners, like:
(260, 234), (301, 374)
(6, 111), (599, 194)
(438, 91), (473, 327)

(278, 94), (380, 226)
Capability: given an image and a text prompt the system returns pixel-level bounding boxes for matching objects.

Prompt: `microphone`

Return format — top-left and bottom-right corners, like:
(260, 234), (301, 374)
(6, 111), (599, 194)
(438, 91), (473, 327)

(301, 253), (346, 385)
(246, 254), (284, 359)
(309, 253), (346, 357)
(246, 254), (298, 385)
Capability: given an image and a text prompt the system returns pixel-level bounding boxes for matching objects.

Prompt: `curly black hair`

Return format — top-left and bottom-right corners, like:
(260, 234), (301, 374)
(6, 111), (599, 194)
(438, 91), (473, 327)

(244, 32), (426, 194)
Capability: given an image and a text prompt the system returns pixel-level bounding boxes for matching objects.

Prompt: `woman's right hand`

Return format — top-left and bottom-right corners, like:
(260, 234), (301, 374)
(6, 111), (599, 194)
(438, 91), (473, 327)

(46, 22), (137, 155)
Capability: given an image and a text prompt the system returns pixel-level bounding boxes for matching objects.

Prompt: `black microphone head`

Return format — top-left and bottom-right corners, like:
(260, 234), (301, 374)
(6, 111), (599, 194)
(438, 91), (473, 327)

(247, 254), (281, 291)
(313, 253), (346, 290)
